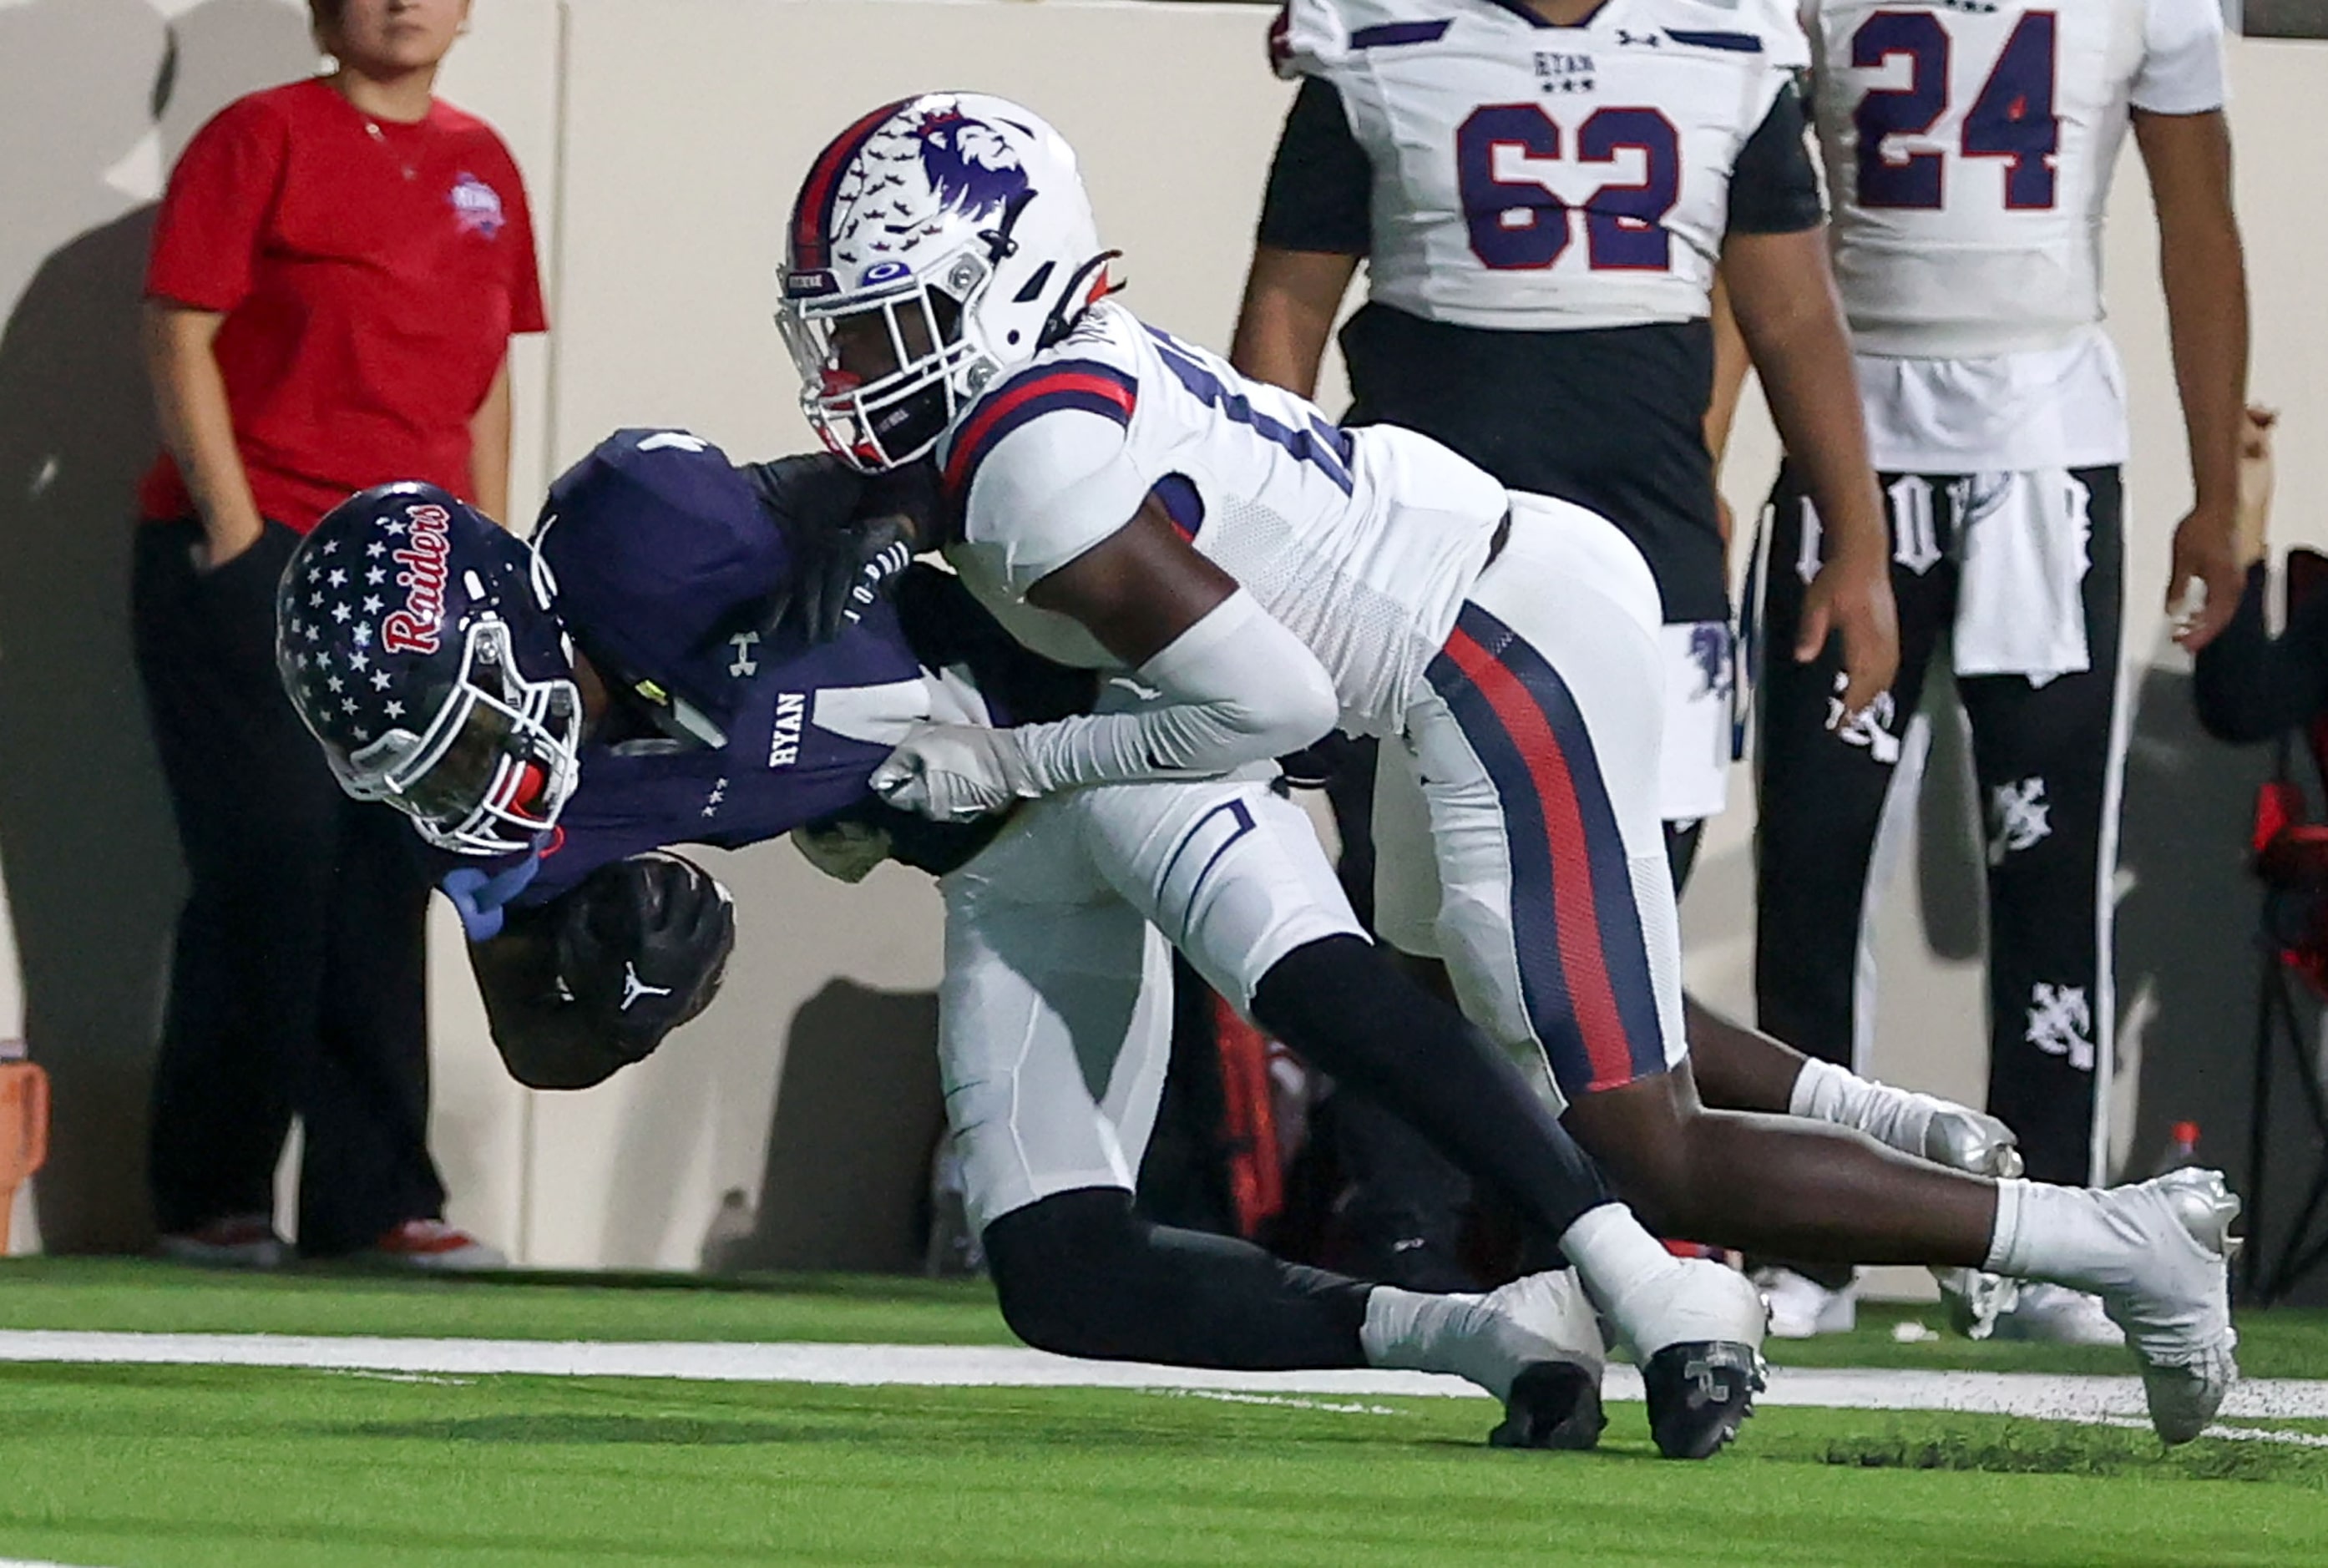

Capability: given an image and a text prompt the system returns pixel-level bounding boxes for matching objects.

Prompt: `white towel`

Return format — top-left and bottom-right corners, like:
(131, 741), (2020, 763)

(1952, 469), (2093, 686)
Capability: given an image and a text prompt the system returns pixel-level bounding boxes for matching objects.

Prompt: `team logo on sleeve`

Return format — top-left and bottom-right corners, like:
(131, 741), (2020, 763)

(449, 172), (507, 239)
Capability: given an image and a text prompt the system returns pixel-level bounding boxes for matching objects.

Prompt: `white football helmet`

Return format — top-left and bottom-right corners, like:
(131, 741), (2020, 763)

(777, 93), (1109, 472)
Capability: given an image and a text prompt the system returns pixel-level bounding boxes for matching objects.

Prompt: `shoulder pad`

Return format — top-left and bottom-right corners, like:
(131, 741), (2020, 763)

(1652, 0), (1809, 68)
(1274, 0), (1458, 78)
(538, 429), (792, 721)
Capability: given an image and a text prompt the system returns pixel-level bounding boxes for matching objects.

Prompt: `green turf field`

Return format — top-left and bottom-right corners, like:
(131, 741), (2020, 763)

(3, 1261), (2325, 1566)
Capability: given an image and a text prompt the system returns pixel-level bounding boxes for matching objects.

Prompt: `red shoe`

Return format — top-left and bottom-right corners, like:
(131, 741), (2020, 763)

(157, 1214), (286, 1270)
(362, 1218), (507, 1272)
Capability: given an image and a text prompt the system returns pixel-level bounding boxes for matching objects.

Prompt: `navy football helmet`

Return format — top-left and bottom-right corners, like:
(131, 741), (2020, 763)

(276, 483), (584, 857)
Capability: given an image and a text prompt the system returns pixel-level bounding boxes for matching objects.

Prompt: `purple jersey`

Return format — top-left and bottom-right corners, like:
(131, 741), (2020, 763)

(440, 430), (1091, 933)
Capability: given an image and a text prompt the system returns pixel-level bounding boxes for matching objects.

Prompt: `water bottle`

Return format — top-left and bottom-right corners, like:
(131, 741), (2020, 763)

(2154, 1120), (2203, 1176)
(0, 1040), (48, 1255)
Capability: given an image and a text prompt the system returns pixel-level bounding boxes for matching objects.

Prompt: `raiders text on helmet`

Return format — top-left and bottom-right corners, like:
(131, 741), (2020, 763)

(276, 482), (585, 857)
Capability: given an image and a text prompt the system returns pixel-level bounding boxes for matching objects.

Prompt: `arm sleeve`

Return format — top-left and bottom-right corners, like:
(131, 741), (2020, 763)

(144, 97), (287, 312)
(1257, 76), (1374, 255)
(1013, 589), (1341, 788)
(2131, 0), (2229, 115)
(1727, 78), (1824, 234)
(2194, 566), (2328, 745)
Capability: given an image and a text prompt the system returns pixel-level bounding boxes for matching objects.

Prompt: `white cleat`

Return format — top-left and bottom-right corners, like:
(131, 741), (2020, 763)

(1478, 1270), (1608, 1450)
(1754, 1267), (1858, 1339)
(1985, 1282), (2125, 1347)
(2089, 1169), (2241, 1446)
(1603, 1257), (1769, 1459)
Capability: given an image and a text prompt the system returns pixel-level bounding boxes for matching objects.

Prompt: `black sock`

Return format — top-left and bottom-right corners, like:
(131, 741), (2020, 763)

(1251, 935), (1614, 1243)
(983, 1188), (1373, 1368)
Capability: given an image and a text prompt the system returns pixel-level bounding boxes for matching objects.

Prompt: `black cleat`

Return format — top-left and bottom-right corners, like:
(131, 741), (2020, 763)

(1641, 1340), (1764, 1459)
(1488, 1358), (1606, 1451)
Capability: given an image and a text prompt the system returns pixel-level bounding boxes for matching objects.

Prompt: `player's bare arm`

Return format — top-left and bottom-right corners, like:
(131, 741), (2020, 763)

(1719, 225), (1900, 712)
(2136, 107), (2250, 651)
(468, 354), (515, 528)
(1703, 273), (1751, 549)
(1022, 494), (1239, 665)
(143, 301), (267, 565)
(1228, 245), (1359, 399)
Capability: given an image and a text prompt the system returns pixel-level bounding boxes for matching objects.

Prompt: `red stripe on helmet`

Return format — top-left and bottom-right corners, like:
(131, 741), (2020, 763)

(792, 99), (914, 270)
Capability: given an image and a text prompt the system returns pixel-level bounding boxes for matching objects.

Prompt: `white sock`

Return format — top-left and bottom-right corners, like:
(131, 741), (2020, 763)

(1789, 1057), (1936, 1157)
(1982, 1176), (2125, 1288)
(1361, 1286), (1527, 1399)
(1556, 1201), (1675, 1317)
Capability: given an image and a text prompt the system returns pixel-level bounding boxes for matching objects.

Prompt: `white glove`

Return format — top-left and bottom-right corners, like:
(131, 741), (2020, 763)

(869, 723), (1044, 822)
(788, 819), (893, 884)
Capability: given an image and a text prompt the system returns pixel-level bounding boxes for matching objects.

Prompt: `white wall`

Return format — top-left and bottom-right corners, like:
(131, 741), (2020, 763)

(4, 0), (2324, 1267)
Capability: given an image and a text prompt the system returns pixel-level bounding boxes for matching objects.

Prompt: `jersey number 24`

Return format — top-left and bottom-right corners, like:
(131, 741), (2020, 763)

(1853, 9), (2060, 210)
(1455, 104), (1680, 271)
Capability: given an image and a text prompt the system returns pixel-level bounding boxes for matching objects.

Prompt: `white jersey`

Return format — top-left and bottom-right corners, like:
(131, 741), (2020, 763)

(937, 301), (1509, 736)
(1806, 0), (2226, 361)
(1274, 0), (1810, 330)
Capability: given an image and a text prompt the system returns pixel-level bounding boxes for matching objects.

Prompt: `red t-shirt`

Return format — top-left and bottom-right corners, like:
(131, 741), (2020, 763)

(141, 78), (549, 530)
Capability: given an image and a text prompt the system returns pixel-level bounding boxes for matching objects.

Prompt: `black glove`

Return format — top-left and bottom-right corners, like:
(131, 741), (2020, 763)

(552, 852), (736, 1062)
(742, 454), (940, 644)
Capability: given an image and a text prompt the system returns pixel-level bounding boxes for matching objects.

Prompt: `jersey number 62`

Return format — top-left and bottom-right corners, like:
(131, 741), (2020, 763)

(1455, 104), (1681, 272)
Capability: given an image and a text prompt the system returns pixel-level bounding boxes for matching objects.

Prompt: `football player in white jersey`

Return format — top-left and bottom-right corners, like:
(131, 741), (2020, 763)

(1744, 0), (2248, 1338)
(1237, 0), (1895, 853)
(299, 442), (1763, 1460)
(778, 91), (2240, 1445)
(1228, 0), (1908, 1290)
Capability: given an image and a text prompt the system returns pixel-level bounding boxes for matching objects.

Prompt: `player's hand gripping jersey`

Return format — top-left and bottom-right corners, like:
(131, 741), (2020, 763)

(1804, 0), (2225, 361)
(1269, 0), (1813, 331)
(940, 300), (1509, 739)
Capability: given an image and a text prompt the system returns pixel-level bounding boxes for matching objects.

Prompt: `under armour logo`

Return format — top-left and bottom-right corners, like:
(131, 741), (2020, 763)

(1826, 677), (1900, 765)
(729, 631), (761, 678)
(1988, 777), (2052, 864)
(2026, 984), (2094, 1072)
(620, 961), (673, 1013)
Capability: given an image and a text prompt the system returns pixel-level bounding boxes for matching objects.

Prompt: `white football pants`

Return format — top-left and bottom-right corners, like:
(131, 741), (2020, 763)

(939, 765), (1360, 1233)
(1372, 492), (1691, 1113)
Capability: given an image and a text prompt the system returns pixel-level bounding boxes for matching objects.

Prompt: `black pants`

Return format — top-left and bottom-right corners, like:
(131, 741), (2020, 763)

(132, 518), (443, 1254)
(1754, 467), (2125, 1186)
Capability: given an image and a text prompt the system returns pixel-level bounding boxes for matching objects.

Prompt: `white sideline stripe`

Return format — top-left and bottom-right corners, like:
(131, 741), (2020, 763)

(5, 1332), (2328, 1426)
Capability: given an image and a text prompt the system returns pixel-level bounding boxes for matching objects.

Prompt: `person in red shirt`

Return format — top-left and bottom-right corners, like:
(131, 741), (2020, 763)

(132, 0), (544, 1269)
